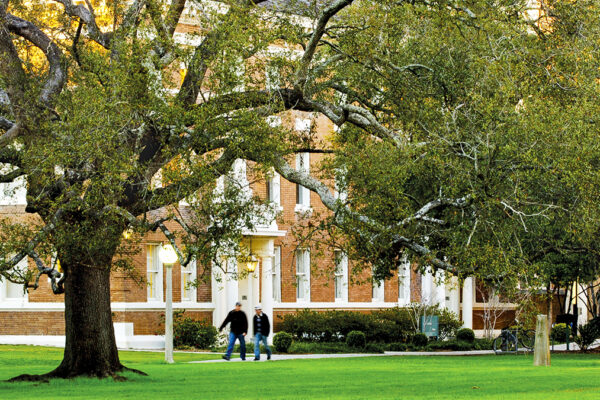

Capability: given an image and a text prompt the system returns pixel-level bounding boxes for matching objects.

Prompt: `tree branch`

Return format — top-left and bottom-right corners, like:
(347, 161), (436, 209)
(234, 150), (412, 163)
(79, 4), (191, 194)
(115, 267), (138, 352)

(295, 0), (355, 92)
(4, 13), (66, 107)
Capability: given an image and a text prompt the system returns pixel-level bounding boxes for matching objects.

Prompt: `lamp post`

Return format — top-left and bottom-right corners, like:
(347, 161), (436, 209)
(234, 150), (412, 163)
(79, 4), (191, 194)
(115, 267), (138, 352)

(160, 244), (178, 364)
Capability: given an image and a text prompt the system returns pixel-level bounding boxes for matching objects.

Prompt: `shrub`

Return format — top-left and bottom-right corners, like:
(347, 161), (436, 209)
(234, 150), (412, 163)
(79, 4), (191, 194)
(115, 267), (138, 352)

(273, 332), (293, 353)
(550, 323), (571, 343)
(173, 313), (218, 349)
(387, 342), (407, 351)
(438, 309), (462, 340)
(456, 328), (475, 343)
(474, 338), (493, 350)
(412, 333), (428, 347)
(346, 330), (366, 348)
(576, 322), (599, 352)
(365, 343), (385, 353)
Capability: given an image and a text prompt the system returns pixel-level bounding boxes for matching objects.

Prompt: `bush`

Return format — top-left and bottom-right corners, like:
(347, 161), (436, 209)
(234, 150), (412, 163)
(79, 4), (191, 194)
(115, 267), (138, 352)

(278, 307), (459, 345)
(365, 343), (385, 353)
(576, 322), (599, 352)
(173, 312), (218, 349)
(273, 332), (293, 353)
(456, 328), (475, 343)
(346, 330), (366, 348)
(474, 338), (493, 350)
(387, 342), (408, 351)
(412, 333), (428, 347)
(550, 323), (571, 343)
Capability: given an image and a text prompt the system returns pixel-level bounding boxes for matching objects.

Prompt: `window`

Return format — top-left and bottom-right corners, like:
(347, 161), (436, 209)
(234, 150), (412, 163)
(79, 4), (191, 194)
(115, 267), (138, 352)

(272, 246), (281, 302)
(295, 152), (310, 209)
(398, 260), (411, 306)
(334, 251), (348, 302)
(147, 245), (163, 302)
(372, 270), (384, 302)
(266, 172), (280, 208)
(1, 256), (28, 302)
(181, 259), (197, 302)
(296, 249), (310, 301)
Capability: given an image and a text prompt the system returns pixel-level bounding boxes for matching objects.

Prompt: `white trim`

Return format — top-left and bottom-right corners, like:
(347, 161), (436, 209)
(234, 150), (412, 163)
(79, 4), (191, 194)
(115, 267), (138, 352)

(272, 246), (282, 302)
(274, 302), (400, 309)
(296, 249), (310, 302)
(334, 251), (348, 303)
(0, 302), (215, 312)
(398, 260), (411, 306)
(181, 259), (197, 303)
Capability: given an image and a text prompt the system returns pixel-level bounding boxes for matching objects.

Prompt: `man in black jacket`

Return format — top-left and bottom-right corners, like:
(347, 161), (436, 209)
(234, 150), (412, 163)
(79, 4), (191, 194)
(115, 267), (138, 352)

(219, 301), (248, 361)
(252, 304), (272, 361)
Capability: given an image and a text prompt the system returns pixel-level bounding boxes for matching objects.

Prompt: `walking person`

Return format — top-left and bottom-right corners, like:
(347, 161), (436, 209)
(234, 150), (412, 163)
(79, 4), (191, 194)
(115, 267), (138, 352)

(219, 301), (248, 361)
(252, 304), (272, 361)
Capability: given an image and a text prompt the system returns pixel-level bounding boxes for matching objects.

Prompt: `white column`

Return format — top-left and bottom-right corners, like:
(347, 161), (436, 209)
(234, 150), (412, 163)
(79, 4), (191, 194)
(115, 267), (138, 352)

(211, 267), (226, 329)
(447, 276), (460, 316)
(261, 254), (274, 344)
(462, 277), (473, 329)
(226, 258), (238, 311)
(435, 270), (446, 308)
(577, 283), (588, 326)
(421, 269), (433, 305)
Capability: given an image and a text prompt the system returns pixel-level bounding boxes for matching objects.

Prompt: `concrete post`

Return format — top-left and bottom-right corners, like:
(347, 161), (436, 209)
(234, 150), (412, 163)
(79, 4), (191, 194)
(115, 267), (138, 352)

(165, 263), (174, 364)
(462, 277), (473, 329)
(534, 314), (550, 366)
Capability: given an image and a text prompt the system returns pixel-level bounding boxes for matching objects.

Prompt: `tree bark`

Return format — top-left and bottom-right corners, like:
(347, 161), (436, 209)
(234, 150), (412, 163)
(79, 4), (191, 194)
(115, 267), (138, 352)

(53, 263), (121, 378)
(9, 251), (145, 381)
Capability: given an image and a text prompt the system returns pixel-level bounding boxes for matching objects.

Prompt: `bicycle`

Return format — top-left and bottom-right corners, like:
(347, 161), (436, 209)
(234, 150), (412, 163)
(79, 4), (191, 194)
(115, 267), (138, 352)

(493, 327), (535, 354)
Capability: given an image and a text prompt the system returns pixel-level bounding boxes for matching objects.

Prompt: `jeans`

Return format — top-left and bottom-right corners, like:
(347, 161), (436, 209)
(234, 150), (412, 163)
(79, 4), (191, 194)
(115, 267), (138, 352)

(225, 332), (246, 360)
(254, 333), (272, 360)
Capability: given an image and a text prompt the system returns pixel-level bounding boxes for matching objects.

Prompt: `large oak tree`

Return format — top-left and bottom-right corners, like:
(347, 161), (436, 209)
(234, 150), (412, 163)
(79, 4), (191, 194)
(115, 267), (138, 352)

(2, 0), (600, 379)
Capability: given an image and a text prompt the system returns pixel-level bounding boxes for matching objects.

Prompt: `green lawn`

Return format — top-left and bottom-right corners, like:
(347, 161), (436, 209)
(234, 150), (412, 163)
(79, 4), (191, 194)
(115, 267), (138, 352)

(1, 345), (599, 399)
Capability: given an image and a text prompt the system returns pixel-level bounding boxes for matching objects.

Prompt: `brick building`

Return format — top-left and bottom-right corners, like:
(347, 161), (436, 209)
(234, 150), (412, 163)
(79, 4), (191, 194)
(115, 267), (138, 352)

(0, 0), (581, 348)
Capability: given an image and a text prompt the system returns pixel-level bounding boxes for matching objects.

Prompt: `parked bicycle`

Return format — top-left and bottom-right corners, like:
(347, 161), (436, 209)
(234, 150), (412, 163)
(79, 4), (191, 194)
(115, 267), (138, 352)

(493, 327), (535, 354)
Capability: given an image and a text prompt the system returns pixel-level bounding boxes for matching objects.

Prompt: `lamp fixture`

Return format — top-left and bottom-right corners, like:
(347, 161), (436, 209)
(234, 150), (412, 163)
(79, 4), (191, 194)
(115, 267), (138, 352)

(246, 255), (258, 273)
(160, 244), (178, 264)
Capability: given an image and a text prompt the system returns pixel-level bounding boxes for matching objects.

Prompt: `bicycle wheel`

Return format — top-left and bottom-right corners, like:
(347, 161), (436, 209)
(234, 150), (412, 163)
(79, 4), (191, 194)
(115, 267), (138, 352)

(518, 330), (536, 350)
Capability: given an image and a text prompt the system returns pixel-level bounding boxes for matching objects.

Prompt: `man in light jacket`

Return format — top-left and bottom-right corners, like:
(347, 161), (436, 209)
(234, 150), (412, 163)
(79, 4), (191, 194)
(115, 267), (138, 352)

(252, 304), (272, 361)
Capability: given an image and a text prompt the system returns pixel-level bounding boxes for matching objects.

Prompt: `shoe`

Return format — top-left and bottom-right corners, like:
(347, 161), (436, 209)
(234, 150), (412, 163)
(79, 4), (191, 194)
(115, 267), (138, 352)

(222, 355), (230, 361)
(254, 358), (260, 361)
(267, 355), (271, 360)
(241, 358), (246, 361)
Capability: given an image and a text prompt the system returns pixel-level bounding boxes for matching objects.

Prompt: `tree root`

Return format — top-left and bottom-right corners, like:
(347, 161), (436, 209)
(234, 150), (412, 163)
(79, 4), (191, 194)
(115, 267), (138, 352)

(7, 364), (147, 382)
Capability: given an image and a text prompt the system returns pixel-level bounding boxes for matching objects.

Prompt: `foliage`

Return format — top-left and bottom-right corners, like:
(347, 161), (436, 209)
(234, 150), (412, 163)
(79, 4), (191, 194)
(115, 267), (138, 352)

(576, 322), (599, 352)
(412, 333), (428, 347)
(272, 332), (293, 353)
(425, 340), (473, 352)
(550, 323), (572, 344)
(345, 331), (366, 349)
(172, 312), (218, 350)
(386, 342), (408, 352)
(278, 307), (460, 344)
(456, 328), (475, 343)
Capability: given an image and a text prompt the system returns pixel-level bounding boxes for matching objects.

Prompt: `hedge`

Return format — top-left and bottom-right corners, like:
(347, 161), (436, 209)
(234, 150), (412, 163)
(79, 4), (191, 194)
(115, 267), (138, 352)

(278, 306), (462, 344)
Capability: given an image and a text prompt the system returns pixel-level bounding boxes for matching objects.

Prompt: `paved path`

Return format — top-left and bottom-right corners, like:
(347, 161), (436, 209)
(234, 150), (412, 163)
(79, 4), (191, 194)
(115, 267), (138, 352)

(189, 350), (494, 363)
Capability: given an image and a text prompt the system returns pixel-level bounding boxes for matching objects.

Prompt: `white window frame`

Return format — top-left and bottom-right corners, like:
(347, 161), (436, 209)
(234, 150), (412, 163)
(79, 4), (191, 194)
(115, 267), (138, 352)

(266, 171), (281, 209)
(295, 152), (310, 211)
(334, 251), (348, 303)
(1, 256), (28, 303)
(147, 244), (163, 302)
(296, 249), (310, 302)
(398, 259), (411, 306)
(372, 270), (385, 303)
(181, 259), (197, 303)
(272, 246), (281, 302)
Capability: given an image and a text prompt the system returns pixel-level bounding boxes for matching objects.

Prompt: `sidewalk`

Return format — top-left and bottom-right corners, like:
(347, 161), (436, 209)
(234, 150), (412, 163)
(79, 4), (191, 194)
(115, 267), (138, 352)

(189, 350), (494, 363)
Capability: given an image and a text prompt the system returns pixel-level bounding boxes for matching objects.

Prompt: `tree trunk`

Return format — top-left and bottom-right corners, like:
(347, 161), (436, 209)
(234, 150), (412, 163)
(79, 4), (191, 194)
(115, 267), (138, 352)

(10, 253), (145, 381)
(52, 264), (122, 378)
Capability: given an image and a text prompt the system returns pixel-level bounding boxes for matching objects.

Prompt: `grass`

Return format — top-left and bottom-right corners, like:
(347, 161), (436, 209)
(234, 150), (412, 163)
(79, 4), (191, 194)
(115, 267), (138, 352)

(1, 345), (599, 399)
